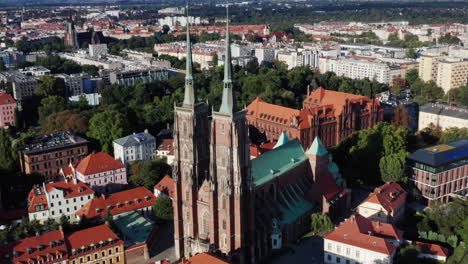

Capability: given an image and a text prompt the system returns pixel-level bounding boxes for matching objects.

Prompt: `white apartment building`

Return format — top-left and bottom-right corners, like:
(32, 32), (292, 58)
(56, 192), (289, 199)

(231, 44), (253, 58)
(27, 179), (95, 223)
(0, 71), (38, 101)
(89, 43), (108, 58)
(276, 51), (303, 70)
(418, 103), (468, 131)
(324, 214), (403, 264)
(113, 130), (157, 165)
(321, 58), (391, 84)
(56, 73), (85, 96)
(20, 66), (51, 77)
(436, 58), (468, 92)
(255, 47), (275, 64)
(158, 16), (200, 27)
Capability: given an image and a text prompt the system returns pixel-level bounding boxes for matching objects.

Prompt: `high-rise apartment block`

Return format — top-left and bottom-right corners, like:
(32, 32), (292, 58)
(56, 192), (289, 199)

(419, 55), (468, 92)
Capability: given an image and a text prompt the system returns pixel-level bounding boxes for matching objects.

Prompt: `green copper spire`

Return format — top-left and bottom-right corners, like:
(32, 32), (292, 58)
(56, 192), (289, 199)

(183, 4), (195, 106)
(218, 3), (236, 115)
(306, 136), (328, 156)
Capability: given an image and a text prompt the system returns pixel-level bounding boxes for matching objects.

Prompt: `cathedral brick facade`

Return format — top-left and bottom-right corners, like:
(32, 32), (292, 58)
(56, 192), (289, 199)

(246, 87), (384, 149)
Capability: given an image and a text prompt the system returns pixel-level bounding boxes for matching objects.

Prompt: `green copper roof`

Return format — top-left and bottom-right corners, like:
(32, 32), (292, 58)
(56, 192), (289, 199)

(252, 139), (307, 188)
(274, 131), (289, 149)
(113, 212), (153, 245)
(277, 184), (314, 225)
(183, 7), (195, 106)
(306, 136), (328, 156)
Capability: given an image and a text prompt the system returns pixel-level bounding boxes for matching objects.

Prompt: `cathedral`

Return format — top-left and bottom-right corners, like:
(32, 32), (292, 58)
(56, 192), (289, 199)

(172, 8), (351, 264)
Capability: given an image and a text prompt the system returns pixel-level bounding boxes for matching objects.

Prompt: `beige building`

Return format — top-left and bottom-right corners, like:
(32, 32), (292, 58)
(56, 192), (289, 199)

(436, 58), (468, 92)
(418, 103), (468, 131)
(419, 55), (442, 82)
(419, 56), (468, 93)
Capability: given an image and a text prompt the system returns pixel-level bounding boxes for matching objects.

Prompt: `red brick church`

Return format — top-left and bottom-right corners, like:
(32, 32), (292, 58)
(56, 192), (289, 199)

(246, 87), (383, 149)
(172, 10), (351, 264)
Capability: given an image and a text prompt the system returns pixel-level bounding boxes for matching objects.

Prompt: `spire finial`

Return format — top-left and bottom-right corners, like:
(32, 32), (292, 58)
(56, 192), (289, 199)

(218, 1), (236, 115)
(182, 2), (195, 106)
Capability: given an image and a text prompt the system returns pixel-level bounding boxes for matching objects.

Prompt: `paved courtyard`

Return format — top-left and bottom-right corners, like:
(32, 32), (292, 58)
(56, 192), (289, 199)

(272, 236), (324, 264)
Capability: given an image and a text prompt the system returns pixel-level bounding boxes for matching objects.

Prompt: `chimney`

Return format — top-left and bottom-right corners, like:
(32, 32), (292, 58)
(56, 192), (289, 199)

(307, 85), (310, 96)
(72, 176), (77, 185)
(35, 232), (40, 237)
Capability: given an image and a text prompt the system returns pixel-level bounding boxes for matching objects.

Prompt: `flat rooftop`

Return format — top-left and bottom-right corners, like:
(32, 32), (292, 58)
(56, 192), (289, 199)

(19, 131), (88, 155)
(408, 139), (468, 167)
(420, 103), (468, 120)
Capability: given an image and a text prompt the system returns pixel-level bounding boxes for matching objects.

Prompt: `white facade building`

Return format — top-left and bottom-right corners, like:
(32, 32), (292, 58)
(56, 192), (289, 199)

(418, 103), (468, 131)
(20, 66), (51, 76)
(324, 214), (403, 264)
(113, 130), (157, 165)
(89, 43), (109, 58)
(322, 58), (392, 84)
(255, 47), (275, 64)
(27, 179), (95, 223)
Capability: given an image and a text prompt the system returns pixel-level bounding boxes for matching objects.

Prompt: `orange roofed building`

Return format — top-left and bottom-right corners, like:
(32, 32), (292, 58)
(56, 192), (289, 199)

(153, 175), (174, 199)
(181, 252), (231, 264)
(0, 224), (124, 264)
(246, 87), (383, 149)
(76, 187), (156, 222)
(60, 152), (127, 194)
(324, 213), (403, 264)
(357, 181), (407, 224)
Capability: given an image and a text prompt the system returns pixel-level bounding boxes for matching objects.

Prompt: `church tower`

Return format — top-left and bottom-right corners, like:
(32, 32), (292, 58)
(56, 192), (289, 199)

(208, 5), (252, 261)
(64, 11), (78, 49)
(173, 7), (210, 258)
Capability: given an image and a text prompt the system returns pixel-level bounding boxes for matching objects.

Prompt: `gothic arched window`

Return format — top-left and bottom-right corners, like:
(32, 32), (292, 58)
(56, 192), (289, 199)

(202, 211), (209, 235)
(221, 195), (226, 210)
(182, 121), (188, 136)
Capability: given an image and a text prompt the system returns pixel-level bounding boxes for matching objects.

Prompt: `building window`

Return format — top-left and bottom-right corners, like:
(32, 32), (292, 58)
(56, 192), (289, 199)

(223, 220), (226, 230)
(336, 257), (341, 263)
(356, 250), (360, 258)
(346, 247), (350, 256)
(327, 243), (332, 251)
(183, 121), (188, 136)
(327, 254), (331, 261)
(221, 123), (225, 135)
(337, 245), (341, 254)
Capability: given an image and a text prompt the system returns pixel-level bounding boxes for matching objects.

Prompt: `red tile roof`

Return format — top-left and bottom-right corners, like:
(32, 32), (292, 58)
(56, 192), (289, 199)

(76, 187), (156, 220)
(65, 224), (122, 257)
(154, 175), (174, 199)
(415, 242), (449, 257)
(246, 97), (308, 128)
(75, 152), (125, 175)
(361, 181), (407, 213)
(325, 213), (403, 255)
(316, 174), (348, 201)
(303, 87), (379, 116)
(182, 253), (230, 264)
(28, 180), (94, 213)
(0, 230), (67, 264)
(158, 139), (174, 152)
(0, 92), (15, 105)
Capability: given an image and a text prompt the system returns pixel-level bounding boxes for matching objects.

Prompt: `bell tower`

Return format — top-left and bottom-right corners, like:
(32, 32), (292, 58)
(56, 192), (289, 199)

(173, 6), (210, 258)
(208, 4), (252, 260)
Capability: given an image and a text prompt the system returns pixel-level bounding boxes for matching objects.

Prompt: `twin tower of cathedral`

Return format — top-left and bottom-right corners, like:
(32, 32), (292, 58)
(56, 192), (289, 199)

(172, 6), (254, 264)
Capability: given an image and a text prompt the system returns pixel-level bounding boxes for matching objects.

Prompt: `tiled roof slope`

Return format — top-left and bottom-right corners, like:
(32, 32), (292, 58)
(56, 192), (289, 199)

(65, 224), (122, 258)
(251, 139), (307, 187)
(415, 242), (449, 257)
(303, 87), (378, 115)
(75, 152), (125, 175)
(0, 92), (15, 105)
(362, 181), (407, 212)
(154, 175), (175, 199)
(76, 187), (156, 220)
(0, 230), (67, 264)
(113, 132), (155, 147)
(182, 252), (231, 264)
(28, 180), (94, 212)
(325, 213), (403, 255)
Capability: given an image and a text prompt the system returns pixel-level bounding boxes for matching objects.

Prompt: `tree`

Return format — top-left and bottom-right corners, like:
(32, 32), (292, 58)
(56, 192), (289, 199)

(395, 245), (420, 264)
(129, 159), (171, 190)
(439, 127), (468, 143)
(41, 110), (89, 135)
(379, 152), (408, 183)
(35, 75), (65, 96)
(38, 96), (68, 122)
(0, 129), (15, 172)
(405, 48), (417, 59)
(87, 110), (130, 153)
(0, 60), (5, 72)
(309, 213), (334, 235)
(393, 104), (410, 128)
(153, 196), (173, 220)
(405, 68), (419, 87)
